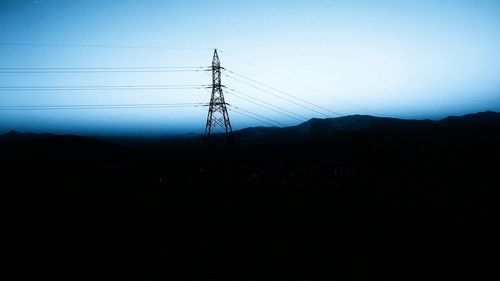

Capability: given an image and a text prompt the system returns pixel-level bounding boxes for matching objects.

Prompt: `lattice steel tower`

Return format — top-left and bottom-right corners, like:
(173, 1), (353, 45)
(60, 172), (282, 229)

(204, 49), (234, 146)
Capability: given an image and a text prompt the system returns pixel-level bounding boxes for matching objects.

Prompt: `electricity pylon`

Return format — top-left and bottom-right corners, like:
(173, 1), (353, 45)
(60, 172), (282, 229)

(204, 49), (234, 147)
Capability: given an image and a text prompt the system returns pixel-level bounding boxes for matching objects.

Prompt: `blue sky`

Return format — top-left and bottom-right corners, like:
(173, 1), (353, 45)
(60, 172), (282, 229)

(1, 0), (500, 135)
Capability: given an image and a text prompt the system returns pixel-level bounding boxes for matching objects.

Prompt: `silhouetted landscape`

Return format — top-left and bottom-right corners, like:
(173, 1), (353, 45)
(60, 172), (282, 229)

(1, 111), (499, 280)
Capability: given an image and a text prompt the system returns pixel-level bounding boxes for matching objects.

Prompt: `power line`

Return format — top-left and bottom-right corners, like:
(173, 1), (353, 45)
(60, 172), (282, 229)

(0, 66), (210, 73)
(226, 86), (309, 121)
(224, 69), (343, 117)
(0, 84), (206, 87)
(0, 42), (213, 50)
(0, 103), (206, 111)
(229, 105), (286, 127)
(217, 50), (267, 72)
(0, 85), (208, 91)
(225, 73), (333, 118)
(0, 88), (204, 91)
(230, 106), (286, 127)
(225, 87), (307, 122)
(219, 49), (378, 116)
(0, 102), (205, 107)
(228, 108), (278, 127)
(0, 70), (205, 73)
(0, 66), (207, 69)
(202, 82), (285, 127)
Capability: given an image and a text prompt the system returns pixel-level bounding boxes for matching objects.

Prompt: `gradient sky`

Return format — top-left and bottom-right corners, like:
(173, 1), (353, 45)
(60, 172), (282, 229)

(1, 0), (500, 135)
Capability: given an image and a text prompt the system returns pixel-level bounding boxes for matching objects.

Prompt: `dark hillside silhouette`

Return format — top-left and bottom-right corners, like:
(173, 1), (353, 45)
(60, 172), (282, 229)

(232, 111), (500, 145)
(1, 111), (499, 280)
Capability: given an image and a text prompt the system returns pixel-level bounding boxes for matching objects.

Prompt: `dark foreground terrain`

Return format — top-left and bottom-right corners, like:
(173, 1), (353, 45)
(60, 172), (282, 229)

(1, 111), (499, 280)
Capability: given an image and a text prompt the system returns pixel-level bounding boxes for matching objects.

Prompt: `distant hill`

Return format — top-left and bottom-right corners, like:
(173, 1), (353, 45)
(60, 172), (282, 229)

(0, 130), (55, 142)
(233, 111), (500, 145)
(0, 130), (123, 163)
(439, 110), (500, 128)
(1, 111), (499, 147)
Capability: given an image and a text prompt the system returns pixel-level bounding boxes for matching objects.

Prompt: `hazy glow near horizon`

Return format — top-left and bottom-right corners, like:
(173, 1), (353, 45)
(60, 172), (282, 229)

(1, 0), (500, 135)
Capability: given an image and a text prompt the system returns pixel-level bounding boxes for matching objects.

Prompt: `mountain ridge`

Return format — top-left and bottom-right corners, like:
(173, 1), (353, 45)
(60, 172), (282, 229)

(1, 110), (499, 145)
(232, 110), (499, 144)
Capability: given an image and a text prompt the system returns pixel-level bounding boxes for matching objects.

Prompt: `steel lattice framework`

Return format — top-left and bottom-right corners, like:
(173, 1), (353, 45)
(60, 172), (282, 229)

(204, 49), (234, 146)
